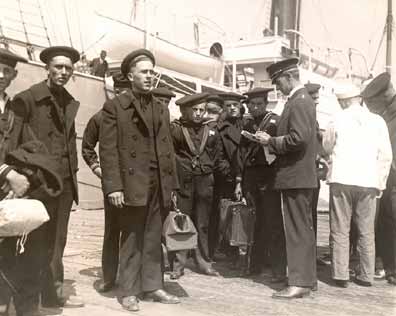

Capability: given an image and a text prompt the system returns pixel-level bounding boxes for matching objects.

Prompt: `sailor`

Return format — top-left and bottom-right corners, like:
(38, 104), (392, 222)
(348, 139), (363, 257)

(210, 92), (245, 264)
(11, 46), (84, 309)
(236, 87), (285, 279)
(152, 87), (176, 106)
(99, 48), (180, 312)
(81, 73), (129, 294)
(256, 58), (318, 299)
(361, 72), (396, 286)
(169, 92), (224, 279)
(205, 94), (223, 123)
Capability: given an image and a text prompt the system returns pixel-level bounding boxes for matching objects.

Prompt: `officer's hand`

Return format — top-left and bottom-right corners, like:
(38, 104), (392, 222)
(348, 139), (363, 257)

(93, 167), (102, 179)
(234, 183), (242, 201)
(6, 169), (29, 198)
(254, 131), (271, 145)
(108, 191), (124, 208)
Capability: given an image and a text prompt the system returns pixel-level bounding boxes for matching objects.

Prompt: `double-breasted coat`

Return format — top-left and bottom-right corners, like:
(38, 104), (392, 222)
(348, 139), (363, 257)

(99, 90), (178, 209)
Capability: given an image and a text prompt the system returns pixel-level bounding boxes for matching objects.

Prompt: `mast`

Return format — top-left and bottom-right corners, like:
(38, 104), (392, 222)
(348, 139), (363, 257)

(386, 0), (393, 74)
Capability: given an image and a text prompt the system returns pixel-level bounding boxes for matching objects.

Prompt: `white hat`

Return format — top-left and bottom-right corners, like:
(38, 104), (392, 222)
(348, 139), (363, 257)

(335, 84), (361, 100)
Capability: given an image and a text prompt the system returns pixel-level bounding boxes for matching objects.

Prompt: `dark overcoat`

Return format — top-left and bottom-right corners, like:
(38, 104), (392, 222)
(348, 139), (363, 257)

(99, 90), (178, 208)
(11, 81), (79, 203)
(268, 88), (318, 189)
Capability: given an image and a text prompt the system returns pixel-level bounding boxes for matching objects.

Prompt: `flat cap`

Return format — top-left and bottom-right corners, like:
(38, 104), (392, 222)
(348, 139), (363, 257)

(305, 83), (321, 94)
(243, 87), (273, 100)
(206, 94), (224, 105)
(112, 72), (130, 89)
(121, 48), (155, 76)
(152, 87), (176, 99)
(266, 58), (299, 83)
(335, 84), (361, 100)
(361, 72), (391, 99)
(175, 92), (209, 107)
(0, 48), (27, 68)
(217, 91), (246, 102)
(40, 46), (80, 64)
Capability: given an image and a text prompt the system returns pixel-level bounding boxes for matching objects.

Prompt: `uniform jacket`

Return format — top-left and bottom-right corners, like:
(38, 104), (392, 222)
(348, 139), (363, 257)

(378, 96), (396, 189)
(82, 110), (101, 170)
(11, 81), (79, 202)
(99, 90), (178, 208)
(268, 87), (318, 189)
(217, 118), (243, 182)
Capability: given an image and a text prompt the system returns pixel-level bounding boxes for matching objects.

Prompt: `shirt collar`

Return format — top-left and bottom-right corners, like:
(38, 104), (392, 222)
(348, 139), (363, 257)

(288, 84), (305, 99)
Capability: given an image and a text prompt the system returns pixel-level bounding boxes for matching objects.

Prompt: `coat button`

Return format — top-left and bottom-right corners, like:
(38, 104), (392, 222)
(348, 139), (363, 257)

(132, 135), (138, 140)
(128, 168), (134, 175)
(130, 151), (136, 158)
(162, 136), (167, 142)
(168, 168), (173, 175)
(166, 152), (171, 158)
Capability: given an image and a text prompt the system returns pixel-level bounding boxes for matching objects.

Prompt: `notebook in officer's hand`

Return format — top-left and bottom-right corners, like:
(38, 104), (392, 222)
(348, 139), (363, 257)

(241, 130), (261, 143)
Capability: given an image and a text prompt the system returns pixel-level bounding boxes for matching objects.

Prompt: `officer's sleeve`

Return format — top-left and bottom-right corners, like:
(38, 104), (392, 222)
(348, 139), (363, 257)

(99, 101), (123, 196)
(82, 113), (100, 171)
(268, 99), (313, 155)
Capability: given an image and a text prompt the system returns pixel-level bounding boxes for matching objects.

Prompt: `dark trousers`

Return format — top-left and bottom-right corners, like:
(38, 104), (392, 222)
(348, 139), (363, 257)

(172, 174), (214, 271)
(311, 180), (321, 238)
(0, 223), (46, 316)
(102, 200), (120, 286)
(41, 178), (74, 306)
(117, 169), (163, 297)
(281, 188), (316, 287)
(376, 186), (396, 277)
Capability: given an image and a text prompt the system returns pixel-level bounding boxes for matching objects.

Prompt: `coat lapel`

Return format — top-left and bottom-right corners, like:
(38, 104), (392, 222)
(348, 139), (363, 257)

(65, 99), (80, 135)
(152, 97), (163, 134)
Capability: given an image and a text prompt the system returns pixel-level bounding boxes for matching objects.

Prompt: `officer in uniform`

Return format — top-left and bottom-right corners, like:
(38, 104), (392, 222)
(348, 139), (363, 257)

(99, 49), (180, 312)
(257, 58), (318, 299)
(236, 87), (285, 279)
(12, 46), (84, 309)
(170, 93), (223, 279)
(362, 72), (396, 286)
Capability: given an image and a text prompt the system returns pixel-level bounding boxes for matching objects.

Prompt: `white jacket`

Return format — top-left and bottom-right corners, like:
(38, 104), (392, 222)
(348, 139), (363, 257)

(323, 103), (392, 190)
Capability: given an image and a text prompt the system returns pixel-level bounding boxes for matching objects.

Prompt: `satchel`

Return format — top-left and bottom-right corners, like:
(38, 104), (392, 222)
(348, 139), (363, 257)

(0, 199), (49, 238)
(162, 210), (197, 252)
(219, 198), (256, 247)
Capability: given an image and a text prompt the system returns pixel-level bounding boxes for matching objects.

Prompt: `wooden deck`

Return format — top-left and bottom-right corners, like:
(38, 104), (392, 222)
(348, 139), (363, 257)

(37, 193), (394, 316)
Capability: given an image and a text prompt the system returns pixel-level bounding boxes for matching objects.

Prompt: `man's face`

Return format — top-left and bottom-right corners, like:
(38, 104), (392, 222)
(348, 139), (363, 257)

(0, 63), (17, 94)
(128, 60), (154, 93)
(185, 103), (206, 123)
(100, 51), (107, 59)
(224, 100), (241, 118)
(274, 74), (293, 95)
(310, 91), (320, 106)
(247, 96), (267, 118)
(47, 56), (74, 87)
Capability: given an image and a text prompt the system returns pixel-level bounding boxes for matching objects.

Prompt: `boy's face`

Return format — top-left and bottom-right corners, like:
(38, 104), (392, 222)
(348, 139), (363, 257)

(0, 63), (17, 94)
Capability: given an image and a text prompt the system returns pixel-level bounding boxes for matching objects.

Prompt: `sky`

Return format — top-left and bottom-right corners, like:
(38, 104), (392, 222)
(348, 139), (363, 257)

(0, 0), (394, 78)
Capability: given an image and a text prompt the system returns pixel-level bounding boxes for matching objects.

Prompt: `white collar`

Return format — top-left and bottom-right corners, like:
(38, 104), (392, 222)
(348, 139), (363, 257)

(288, 84), (305, 99)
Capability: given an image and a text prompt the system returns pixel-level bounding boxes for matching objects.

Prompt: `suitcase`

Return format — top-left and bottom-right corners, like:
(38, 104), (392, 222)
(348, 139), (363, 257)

(219, 198), (256, 247)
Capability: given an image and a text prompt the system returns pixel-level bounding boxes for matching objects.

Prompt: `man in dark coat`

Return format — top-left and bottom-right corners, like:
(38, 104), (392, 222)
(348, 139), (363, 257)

(99, 49), (180, 312)
(90, 50), (108, 78)
(257, 58), (318, 299)
(11, 46), (83, 309)
(237, 87), (285, 279)
(169, 93), (223, 279)
(362, 72), (396, 286)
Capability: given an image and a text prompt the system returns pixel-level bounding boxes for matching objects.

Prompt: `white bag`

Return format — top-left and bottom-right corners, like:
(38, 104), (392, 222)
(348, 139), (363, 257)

(0, 199), (49, 237)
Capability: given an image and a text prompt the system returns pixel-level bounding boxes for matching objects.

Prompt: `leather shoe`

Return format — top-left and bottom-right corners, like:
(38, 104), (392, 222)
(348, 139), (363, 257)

(98, 282), (115, 293)
(387, 275), (396, 285)
(144, 289), (180, 304)
(121, 296), (139, 312)
(354, 278), (371, 287)
(42, 296), (84, 309)
(170, 270), (184, 280)
(311, 282), (318, 292)
(334, 279), (349, 288)
(272, 286), (311, 300)
(201, 266), (220, 276)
